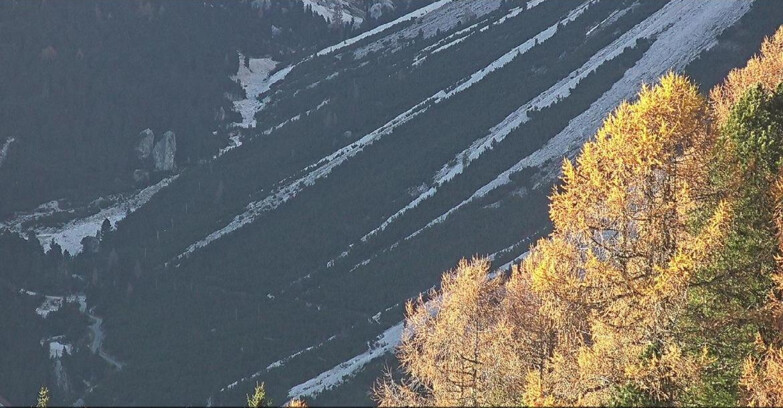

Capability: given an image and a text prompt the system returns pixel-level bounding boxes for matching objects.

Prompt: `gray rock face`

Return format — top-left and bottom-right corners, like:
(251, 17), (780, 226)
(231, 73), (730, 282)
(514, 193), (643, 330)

(135, 128), (155, 161)
(152, 130), (176, 172)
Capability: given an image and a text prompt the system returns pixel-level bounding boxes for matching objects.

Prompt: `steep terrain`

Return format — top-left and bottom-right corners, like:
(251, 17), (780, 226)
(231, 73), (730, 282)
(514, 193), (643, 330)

(3, 0), (783, 406)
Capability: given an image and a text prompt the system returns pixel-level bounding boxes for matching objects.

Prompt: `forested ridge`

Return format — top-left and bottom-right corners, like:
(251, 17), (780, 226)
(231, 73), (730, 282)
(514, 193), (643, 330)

(374, 27), (783, 407)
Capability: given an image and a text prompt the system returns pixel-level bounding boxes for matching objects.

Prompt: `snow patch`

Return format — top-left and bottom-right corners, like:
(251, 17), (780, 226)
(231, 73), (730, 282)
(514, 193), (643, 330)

(586, 2), (635, 37)
(36, 296), (63, 318)
(286, 246), (530, 400)
(23, 291), (87, 319)
(496, 251), (531, 273)
(49, 341), (73, 359)
(405, 0), (753, 240)
(354, 0), (502, 59)
(217, 131), (244, 158)
(260, 99), (331, 137)
(216, 335), (338, 396)
(287, 322), (404, 400)
(347, 0), (593, 247)
(231, 55), (291, 129)
(35, 176), (177, 255)
(413, 0), (550, 66)
(182, 0), (590, 261)
(0, 200), (62, 234)
(301, 0), (363, 26)
(317, 0), (456, 57)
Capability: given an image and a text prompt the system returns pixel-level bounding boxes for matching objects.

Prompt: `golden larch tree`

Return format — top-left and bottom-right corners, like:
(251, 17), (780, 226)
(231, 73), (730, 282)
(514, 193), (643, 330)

(374, 257), (544, 406)
(711, 26), (783, 123)
(524, 73), (729, 405)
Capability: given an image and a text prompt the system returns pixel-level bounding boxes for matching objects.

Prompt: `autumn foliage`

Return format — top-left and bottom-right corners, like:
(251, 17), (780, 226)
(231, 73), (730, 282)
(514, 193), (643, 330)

(711, 27), (783, 124)
(524, 72), (728, 406)
(375, 26), (783, 407)
(374, 258), (527, 406)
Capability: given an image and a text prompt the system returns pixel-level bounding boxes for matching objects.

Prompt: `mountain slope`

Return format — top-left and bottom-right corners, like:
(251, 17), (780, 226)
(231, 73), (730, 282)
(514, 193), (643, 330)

(88, 1), (783, 405)
(3, 0), (783, 406)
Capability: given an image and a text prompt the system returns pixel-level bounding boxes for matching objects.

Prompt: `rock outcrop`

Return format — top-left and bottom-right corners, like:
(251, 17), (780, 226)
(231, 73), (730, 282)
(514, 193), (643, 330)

(152, 130), (177, 172)
(135, 128), (155, 161)
(369, 1), (394, 20)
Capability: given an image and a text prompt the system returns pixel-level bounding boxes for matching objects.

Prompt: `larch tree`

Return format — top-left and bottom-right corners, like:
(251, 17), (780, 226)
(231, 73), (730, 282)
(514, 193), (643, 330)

(374, 258), (539, 406)
(741, 347), (783, 407)
(369, 25), (783, 408)
(711, 26), (783, 124)
(524, 73), (729, 405)
(502, 265), (558, 407)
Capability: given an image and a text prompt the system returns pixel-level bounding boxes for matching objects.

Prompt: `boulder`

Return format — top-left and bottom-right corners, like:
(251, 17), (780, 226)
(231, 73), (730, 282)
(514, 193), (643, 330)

(152, 130), (177, 172)
(135, 128), (155, 161)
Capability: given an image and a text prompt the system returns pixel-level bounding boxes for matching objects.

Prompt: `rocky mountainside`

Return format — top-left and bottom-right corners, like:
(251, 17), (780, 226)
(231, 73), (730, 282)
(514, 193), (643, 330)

(3, 0), (783, 406)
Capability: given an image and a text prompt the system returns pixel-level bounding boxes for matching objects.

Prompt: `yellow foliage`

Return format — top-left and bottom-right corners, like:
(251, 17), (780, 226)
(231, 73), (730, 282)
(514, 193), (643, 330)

(37, 386), (49, 408)
(285, 398), (308, 407)
(741, 347), (783, 406)
(711, 26), (783, 124)
(247, 382), (266, 408)
(522, 371), (555, 407)
(524, 73), (728, 405)
(374, 257), (552, 406)
(373, 27), (783, 407)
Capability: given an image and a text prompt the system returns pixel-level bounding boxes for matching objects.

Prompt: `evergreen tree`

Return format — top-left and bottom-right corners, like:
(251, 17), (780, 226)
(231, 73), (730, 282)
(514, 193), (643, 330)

(100, 218), (112, 241)
(680, 84), (783, 405)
